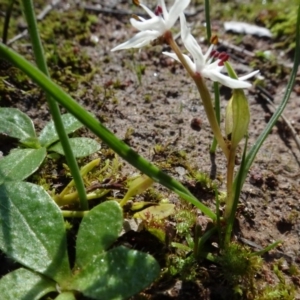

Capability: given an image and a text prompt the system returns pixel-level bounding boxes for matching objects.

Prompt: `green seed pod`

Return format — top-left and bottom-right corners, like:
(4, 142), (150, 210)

(225, 90), (250, 148)
(224, 62), (250, 149)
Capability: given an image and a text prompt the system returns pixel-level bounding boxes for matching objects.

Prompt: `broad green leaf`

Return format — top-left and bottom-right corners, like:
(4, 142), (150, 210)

(55, 292), (76, 300)
(20, 136), (41, 149)
(0, 148), (46, 183)
(0, 107), (36, 141)
(49, 137), (101, 158)
(71, 246), (160, 300)
(0, 181), (71, 283)
(39, 113), (82, 147)
(75, 201), (123, 268)
(0, 268), (56, 300)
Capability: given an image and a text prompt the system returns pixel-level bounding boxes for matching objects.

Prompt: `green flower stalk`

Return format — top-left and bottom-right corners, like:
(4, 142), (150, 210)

(224, 62), (250, 219)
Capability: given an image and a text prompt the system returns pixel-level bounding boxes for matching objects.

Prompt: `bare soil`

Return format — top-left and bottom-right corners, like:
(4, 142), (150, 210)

(1, 0), (300, 299)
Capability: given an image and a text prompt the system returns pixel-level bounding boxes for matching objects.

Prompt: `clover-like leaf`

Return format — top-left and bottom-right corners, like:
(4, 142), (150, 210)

(0, 268), (56, 300)
(0, 181), (71, 283)
(39, 113), (82, 147)
(0, 148), (46, 184)
(71, 246), (160, 300)
(49, 137), (101, 158)
(0, 107), (36, 141)
(75, 201), (123, 269)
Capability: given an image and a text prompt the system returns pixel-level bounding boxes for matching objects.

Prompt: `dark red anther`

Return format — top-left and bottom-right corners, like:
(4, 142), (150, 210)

(155, 5), (163, 16)
(218, 52), (229, 61)
(210, 50), (219, 58)
(217, 52), (229, 66)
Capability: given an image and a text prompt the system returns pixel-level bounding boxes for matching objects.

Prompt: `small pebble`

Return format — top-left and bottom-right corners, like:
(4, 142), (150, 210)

(190, 118), (202, 131)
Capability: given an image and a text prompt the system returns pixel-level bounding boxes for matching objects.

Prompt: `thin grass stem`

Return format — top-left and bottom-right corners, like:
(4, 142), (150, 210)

(204, 0), (221, 153)
(21, 0), (88, 210)
(2, 0), (16, 44)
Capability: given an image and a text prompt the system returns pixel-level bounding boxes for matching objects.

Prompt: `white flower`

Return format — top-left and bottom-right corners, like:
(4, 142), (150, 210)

(163, 14), (259, 89)
(111, 0), (190, 51)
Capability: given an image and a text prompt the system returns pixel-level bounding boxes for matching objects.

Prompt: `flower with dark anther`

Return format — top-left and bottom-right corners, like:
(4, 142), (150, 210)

(111, 0), (190, 51)
(163, 14), (259, 89)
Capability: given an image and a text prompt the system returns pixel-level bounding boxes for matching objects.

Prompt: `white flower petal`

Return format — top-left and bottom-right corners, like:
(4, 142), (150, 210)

(167, 0), (190, 28)
(130, 16), (163, 32)
(111, 31), (158, 51)
(238, 70), (260, 81)
(204, 60), (223, 71)
(158, 0), (169, 20)
(180, 13), (189, 40)
(140, 4), (157, 19)
(163, 51), (196, 73)
(111, 0), (190, 51)
(203, 70), (252, 89)
(203, 44), (214, 61)
(177, 14), (260, 89)
(162, 51), (179, 61)
(180, 14), (205, 67)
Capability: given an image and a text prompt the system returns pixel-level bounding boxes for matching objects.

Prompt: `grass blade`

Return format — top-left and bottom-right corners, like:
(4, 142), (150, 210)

(236, 2), (300, 188)
(21, 0), (88, 209)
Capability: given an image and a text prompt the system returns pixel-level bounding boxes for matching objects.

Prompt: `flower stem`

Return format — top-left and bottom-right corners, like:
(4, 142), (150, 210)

(224, 147), (236, 219)
(165, 32), (229, 159)
(21, 0), (88, 210)
(210, 82), (220, 153)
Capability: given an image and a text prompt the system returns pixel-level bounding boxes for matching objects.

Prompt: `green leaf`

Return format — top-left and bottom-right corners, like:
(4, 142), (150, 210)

(20, 136), (41, 149)
(0, 181), (71, 283)
(39, 113), (83, 147)
(0, 107), (36, 141)
(0, 268), (56, 300)
(75, 201), (123, 269)
(0, 148), (46, 183)
(49, 137), (101, 158)
(71, 246), (160, 300)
